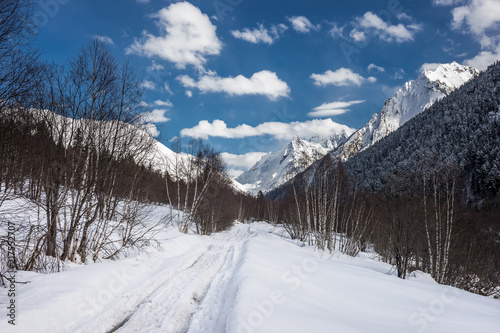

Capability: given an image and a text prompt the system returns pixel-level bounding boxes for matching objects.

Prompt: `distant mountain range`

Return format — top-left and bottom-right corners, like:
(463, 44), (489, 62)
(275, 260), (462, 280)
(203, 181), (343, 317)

(235, 130), (353, 194)
(236, 62), (480, 194)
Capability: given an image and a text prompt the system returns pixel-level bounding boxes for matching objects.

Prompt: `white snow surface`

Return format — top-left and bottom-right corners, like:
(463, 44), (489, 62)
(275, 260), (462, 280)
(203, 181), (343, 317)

(335, 62), (480, 160)
(2, 206), (499, 333)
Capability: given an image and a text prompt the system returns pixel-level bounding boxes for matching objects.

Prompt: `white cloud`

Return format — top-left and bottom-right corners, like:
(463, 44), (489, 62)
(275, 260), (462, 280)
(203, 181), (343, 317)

(231, 24), (288, 45)
(177, 70), (290, 100)
(287, 16), (320, 33)
(147, 61), (164, 72)
(140, 109), (170, 123)
(180, 119), (354, 141)
(308, 100), (365, 117)
(221, 152), (267, 169)
(396, 13), (413, 21)
(464, 43), (500, 69)
(329, 23), (344, 38)
(126, 2), (222, 69)
(94, 35), (114, 44)
(154, 99), (172, 107)
(356, 12), (421, 43)
(349, 29), (366, 42)
(140, 80), (156, 90)
(441, 0), (500, 70)
(310, 68), (376, 87)
(433, 0), (465, 5)
(164, 82), (172, 94)
(452, 0), (500, 48)
(143, 123), (160, 137)
(368, 63), (385, 72)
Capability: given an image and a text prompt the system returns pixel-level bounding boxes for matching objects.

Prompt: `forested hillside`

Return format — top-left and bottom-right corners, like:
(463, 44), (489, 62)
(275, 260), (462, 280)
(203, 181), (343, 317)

(346, 61), (500, 200)
(262, 62), (500, 298)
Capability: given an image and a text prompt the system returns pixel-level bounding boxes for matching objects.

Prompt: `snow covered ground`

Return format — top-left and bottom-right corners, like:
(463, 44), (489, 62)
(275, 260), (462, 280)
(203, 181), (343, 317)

(1, 205), (499, 333)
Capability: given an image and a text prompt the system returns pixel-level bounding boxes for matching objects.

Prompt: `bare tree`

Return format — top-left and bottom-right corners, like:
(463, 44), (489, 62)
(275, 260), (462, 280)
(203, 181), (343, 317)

(423, 168), (457, 284)
(0, 0), (39, 108)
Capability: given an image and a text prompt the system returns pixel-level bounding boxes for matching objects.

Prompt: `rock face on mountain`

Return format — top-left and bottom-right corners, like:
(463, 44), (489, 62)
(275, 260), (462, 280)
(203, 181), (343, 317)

(335, 62), (480, 160)
(236, 132), (352, 194)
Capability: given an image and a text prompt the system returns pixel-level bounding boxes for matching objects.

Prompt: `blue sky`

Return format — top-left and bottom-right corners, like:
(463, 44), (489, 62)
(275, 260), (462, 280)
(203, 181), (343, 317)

(33, 0), (500, 175)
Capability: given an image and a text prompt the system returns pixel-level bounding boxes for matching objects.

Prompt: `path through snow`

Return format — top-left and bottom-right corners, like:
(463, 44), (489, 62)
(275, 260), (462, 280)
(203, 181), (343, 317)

(112, 226), (253, 333)
(1, 215), (500, 333)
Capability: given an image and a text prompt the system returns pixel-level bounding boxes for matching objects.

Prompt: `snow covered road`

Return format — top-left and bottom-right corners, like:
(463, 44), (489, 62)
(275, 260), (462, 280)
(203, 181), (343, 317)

(113, 227), (252, 333)
(1, 217), (500, 333)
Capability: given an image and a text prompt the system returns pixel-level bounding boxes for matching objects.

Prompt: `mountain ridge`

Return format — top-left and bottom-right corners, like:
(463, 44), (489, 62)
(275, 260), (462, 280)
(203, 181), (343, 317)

(237, 62), (479, 194)
(334, 62), (480, 160)
(235, 129), (353, 194)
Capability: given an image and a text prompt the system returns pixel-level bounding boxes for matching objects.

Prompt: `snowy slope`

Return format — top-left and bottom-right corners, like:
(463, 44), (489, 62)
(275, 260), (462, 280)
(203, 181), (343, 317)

(22, 108), (193, 181)
(335, 62), (479, 160)
(146, 139), (193, 180)
(2, 210), (499, 333)
(236, 131), (353, 194)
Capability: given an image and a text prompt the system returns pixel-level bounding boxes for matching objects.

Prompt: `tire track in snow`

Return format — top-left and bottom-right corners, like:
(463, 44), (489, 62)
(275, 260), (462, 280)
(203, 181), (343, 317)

(112, 224), (253, 333)
(71, 243), (210, 333)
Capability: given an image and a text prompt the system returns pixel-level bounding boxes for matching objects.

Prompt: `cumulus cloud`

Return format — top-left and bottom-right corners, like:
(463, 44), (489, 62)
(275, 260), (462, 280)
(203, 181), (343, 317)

(154, 99), (173, 107)
(464, 43), (500, 69)
(310, 68), (376, 87)
(452, 0), (500, 48)
(177, 70), (290, 100)
(180, 119), (354, 141)
(140, 80), (156, 90)
(143, 123), (160, 137)
(139, 100), (172, 123)
(349, 29), (366, 42)
(287, 16), (320, 33)
(140, 109), (170, 123)
(355, 11), (421, 43)
(368, 63), (385, 72)
(440, 0), (500, 69)
(231, 24), (288, 45)
(126, 2), (222, 69)
(94, 35), (114, 44)
(221, 152), (267, 169)
(308, 100), (365, 117)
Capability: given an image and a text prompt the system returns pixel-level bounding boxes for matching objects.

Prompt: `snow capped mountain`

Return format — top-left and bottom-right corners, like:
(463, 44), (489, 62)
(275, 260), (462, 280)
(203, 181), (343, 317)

(235, 62), (478, 194)
(236, 130), (353, 194)
(335, 62), (480, 160)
